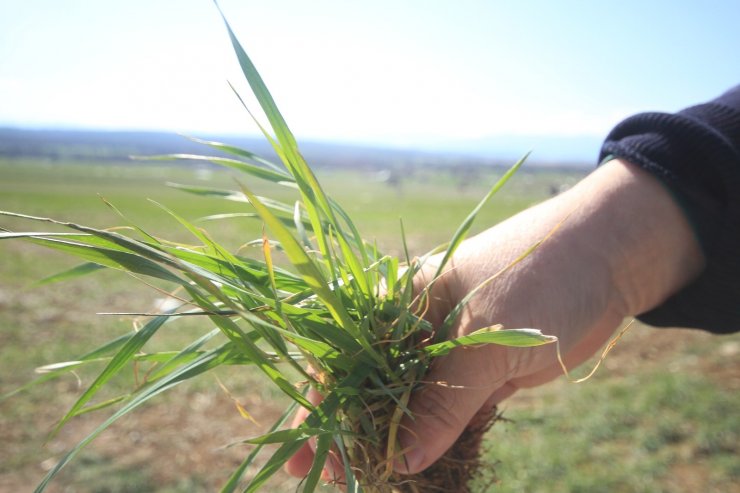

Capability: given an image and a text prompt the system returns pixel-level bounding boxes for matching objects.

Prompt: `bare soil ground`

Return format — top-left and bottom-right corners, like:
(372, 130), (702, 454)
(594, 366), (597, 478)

(2, 320), (737, 492)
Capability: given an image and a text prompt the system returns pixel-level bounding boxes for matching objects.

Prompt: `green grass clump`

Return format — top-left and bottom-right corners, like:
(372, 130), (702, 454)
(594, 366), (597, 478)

(0, 8), (555, 493)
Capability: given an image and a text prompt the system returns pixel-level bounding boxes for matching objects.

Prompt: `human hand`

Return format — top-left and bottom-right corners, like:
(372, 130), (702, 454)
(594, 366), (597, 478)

(285, 158), (704, 480)
(397, 158), (704, 473)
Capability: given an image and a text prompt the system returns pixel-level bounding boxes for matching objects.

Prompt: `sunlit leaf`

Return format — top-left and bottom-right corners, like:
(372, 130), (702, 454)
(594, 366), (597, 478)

(424, 327), (557, 358)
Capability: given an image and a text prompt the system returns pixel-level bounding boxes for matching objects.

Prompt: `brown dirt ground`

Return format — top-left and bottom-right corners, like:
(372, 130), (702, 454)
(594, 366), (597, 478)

(1, 321), (737, 492)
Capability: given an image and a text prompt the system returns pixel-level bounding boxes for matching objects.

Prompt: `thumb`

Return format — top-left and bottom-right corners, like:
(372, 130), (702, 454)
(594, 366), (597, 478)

(396, 345), (509, 474)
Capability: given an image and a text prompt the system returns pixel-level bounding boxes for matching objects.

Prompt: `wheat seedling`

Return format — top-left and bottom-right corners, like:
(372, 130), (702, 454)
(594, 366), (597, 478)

(1, 7), (558, 492)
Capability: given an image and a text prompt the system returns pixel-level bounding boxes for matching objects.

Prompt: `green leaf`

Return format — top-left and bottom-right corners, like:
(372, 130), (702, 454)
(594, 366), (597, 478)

(293, 201), (313, 250)
(329, 196), (371, 265)
(78, 331), (137, 360)
(74, 396), (128, 416)
(226, 81), (291, 167)
(166, 182), (304, 220)
(433, 152), (528, 281)
(243, 365), (371, 492)
(148, 200), (245, 274)
(217, 8), (358, 284)
(0, 232), (89, 239)
(239, 427), (328, 445)
(336, 229), (372, 302)
(34, 262), (106, 286)
(50, 314), (171, 437)
(98, 196), (161, 245)
(335, 431), (360, 493)
(236, 182), (356, 334)
(2, 355), (111, 401)
(219, 401), (299, 493)
(159, 245), (302, 295)
(276, 303), (365, 358)
(241, 316), (356, 371)
(138, 153), (295, 185)
(35, 344), (233, 493)
(27, 236), (185, 285)
(183, 135), (286, 173)
(216, 8), (299, 166)
(145, 328), (221, 382)
(187, 287), (314, 410)
(197, 212), (258, 222)
(303, 432), (332, 492)
(0, 211), (189, 285)
(424, 327), (557, 358)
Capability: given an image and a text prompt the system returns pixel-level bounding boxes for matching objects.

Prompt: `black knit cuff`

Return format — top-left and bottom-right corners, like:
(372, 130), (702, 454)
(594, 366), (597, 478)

(599, 89), (740, 334)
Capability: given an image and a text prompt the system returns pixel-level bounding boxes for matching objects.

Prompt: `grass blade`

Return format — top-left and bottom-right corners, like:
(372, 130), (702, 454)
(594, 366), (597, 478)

(187, 287), (314, 410)
(433, 152), (529, 280)
(219, 401), (299, 493)
(216, 7), (298, 163)
(50, 314), (171, 437)
(34, 262), (106, 286)
(236, 181), (356, 334)
(424, 327), (557, 358)
(1, 331), (136, 401)
(243, 365), (371, 492)
(239, 428), (329, 445)
(35, 344), (232, 493)
(183, 135), (285, 173)
(26, 236), (185, 285)
(436, 208), (567, 342)
(303, 431), (332, 492)
(166, 182), (304, 218)
(145, 328), (221, 382)
(138, 153), (295, 185)
(0, 232), (90, 239)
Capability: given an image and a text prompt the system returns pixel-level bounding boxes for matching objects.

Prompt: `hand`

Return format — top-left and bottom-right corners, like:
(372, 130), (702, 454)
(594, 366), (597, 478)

(285, 158), (704, 479)
(398, 158), (704, 473)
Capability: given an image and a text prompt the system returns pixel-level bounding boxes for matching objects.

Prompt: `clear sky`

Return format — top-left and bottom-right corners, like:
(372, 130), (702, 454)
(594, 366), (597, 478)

(1, 0), (738, 153)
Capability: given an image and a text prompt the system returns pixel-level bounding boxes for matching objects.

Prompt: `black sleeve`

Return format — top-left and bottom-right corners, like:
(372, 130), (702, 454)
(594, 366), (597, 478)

(599, 85), (740, 334)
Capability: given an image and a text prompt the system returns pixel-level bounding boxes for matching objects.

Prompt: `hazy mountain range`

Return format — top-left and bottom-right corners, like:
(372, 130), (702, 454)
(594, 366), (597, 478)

(0, 127), (598, 169)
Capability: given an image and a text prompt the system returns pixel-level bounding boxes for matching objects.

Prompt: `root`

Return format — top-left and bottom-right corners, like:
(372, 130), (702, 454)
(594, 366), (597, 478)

(351, 405), (501, 493)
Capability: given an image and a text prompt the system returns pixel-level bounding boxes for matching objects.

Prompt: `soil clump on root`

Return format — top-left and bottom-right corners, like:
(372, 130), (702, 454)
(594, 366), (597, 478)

(348, 406), (501, 493)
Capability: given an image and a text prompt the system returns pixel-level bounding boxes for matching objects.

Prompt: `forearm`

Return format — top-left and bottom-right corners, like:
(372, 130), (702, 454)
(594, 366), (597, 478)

(600, 86), (740, 332)
(455, 157), (706, 393)
(449, 158), (704, 346)
(561, 158), (705, 318)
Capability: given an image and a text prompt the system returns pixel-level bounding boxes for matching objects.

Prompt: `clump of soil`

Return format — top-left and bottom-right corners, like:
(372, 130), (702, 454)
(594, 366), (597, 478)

(339, 406), (501, 492)
(401, 407), (500, 492)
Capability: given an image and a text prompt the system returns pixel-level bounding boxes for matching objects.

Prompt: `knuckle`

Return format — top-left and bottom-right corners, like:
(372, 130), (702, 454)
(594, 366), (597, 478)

(412, 385), (466, 433)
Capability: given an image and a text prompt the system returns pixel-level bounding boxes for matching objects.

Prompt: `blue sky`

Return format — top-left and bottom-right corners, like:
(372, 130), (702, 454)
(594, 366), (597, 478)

(1, 0), (738, 158)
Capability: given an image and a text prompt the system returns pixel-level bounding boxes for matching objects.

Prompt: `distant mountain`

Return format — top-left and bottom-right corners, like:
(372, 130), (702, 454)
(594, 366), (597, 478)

(0, 127), (593, 170)
(0, 128), (272, 163)
(411, 134), (602, 165)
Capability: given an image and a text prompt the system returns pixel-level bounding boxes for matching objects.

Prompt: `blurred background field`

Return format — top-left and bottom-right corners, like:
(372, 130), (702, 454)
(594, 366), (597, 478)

(0, 153), (738, 492)
(3, 1), (740, 491)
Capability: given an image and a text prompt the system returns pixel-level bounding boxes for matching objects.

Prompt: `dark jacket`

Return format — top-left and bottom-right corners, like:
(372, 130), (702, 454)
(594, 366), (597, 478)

(600, 85), (740, 334)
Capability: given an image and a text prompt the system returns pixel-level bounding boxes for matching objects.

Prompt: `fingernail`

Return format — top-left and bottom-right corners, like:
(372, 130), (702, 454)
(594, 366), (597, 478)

(396, 433), (424, 474)
(403, 446), (424, 474)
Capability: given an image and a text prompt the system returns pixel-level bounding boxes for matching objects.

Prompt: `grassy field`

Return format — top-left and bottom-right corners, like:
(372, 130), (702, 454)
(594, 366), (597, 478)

(1, 159), (738, 492)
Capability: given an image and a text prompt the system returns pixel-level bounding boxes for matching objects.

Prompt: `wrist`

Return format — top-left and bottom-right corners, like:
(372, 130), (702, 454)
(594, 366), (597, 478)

(567, 159), (705, 318)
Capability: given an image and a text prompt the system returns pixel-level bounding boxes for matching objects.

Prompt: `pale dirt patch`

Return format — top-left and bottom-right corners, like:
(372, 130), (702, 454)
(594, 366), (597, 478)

(1, 382), (302, 492)
(2, 310), (737, 492)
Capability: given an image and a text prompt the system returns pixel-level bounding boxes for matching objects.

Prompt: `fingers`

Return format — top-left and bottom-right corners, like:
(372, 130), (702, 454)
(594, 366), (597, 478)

(396, 345), (508, 474)
(284, 440), (315, 478)
(284, 386), (347, 486)
(284, 427), (346, 485)
(284, 388), (321, 478)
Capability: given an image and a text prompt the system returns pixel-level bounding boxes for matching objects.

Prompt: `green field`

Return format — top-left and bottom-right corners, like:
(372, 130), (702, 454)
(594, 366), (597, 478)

(1, 159), (737, 492)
